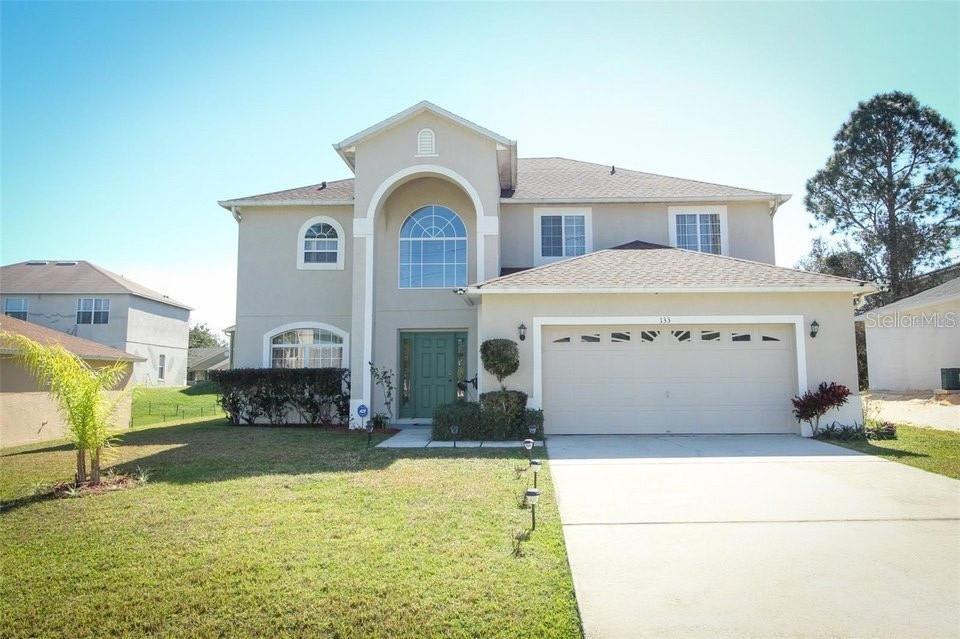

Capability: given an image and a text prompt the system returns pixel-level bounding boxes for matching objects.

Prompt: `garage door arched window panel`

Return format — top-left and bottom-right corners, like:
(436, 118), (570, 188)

(297, 216), (345, 270)
(398, 205), (468, 289)
(265, 323), (348, 369)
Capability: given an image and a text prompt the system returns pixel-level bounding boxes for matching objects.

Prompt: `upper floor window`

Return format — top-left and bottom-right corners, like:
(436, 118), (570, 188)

(416, 128), (436, 156)
(534, 208), (593, 265)
(4, 297), (28, 320)
(399, 205), (467, 289)
(297, 216), (345, 270)
(669, 206), (728, 255)
(77, 298), (109, 324)
(269, 325), (345, 368)
(158, 354), (166, 380)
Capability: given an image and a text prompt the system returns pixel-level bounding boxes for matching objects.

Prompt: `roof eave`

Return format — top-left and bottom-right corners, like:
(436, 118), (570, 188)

(500, 194), (791, 205)
(218, 198), (354, 208)
(470, 285), (876, 295)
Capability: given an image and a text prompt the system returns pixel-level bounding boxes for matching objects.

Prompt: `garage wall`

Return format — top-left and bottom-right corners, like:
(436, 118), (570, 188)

(478, 291), (863, 433)
(865, 298), (960, 391)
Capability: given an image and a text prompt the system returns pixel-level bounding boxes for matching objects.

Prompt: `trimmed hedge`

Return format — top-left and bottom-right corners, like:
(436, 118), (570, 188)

(209, 368), (350, 426)
(431, 390), (544, 441)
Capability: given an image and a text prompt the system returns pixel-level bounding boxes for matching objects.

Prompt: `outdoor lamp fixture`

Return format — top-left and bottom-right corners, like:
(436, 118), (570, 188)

(528, 423), (537, 437)
(530, 459), (542, 488)
(450, 423), (460, 448)
(526, 488), (541, 530)
(365, 421), (374, 448)
(810, 320), (820, 338)
(522, 438), (535, 462)
(517, 323), (527, 341)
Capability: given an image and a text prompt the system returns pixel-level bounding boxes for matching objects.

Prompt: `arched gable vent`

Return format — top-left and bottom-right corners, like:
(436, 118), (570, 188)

(416, 128), (436, 156)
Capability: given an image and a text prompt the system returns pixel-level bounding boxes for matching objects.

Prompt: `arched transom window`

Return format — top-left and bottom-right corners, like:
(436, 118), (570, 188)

(298, 216), (344, 270)
(399, 205), (467, 289)
(270, 327), (344, 368)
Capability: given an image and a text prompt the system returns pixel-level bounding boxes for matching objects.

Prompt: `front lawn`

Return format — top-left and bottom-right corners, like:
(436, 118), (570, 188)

(828, 424), (960, 479)
(0, 420), (581, 638)
(131, 381), (224, 427)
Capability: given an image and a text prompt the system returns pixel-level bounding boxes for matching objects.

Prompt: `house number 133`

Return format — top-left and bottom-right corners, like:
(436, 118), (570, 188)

(658, 316), (672, 324)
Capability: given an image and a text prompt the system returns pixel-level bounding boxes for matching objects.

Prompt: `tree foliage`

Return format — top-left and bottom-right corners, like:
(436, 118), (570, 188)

(189, 322), (225, 348)
(791, 382), (851, 436)
(480, 339), (519, 390)
(1, 332), (128, 484)
(805, 91), (960, 296)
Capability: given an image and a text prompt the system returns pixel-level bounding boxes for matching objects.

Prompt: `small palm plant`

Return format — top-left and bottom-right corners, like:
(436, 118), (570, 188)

(1, 333), (129, 484)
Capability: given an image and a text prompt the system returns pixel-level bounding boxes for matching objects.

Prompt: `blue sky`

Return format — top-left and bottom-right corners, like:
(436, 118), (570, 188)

(3, 1), (958, 332)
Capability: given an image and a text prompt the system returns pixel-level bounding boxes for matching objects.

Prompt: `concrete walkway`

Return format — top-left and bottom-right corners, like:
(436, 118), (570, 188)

(549, 434), (960, 638)
(377, 426), (543, 449)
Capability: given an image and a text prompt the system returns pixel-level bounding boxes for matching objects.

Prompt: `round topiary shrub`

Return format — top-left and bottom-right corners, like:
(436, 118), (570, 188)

(480, 339), (519, 390)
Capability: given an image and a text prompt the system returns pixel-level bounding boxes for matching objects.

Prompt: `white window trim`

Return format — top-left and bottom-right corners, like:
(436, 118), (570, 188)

(397, 206), (469, 290)
(297, 215), (345, 270)
(534, 207), (593, 266)
(76, 297), (110, 325)
(261, 321), (350, 368)
(4, 297), (28, 319)
(415, 128), (438, 157)
(668, 205), (729, 256)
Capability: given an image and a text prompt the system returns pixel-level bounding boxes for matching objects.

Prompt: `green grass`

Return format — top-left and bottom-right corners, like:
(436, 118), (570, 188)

(0, 419), (581, 639)
(131, 382), (224, 427)
(829, 424), (960, 479)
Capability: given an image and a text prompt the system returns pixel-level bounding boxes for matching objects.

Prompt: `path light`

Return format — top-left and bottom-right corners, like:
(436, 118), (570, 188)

(522, 438), (534, 462)
(810, 320), (820, 338)
(517, 323), (527, 341)
(530, 459), (542, 488)
(450, 423), (460, 448)
(365, 421), (374, 448)
(526, 488), (541, 530)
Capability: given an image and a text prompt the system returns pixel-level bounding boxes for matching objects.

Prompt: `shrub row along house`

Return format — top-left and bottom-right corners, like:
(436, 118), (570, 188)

(1, 260), (190, 386)
(220, 101), (875, 435)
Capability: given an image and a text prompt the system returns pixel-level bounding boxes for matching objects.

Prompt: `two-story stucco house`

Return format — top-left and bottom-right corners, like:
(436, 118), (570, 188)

(1, 260), (191, 385)
(220, 101), (874, 435)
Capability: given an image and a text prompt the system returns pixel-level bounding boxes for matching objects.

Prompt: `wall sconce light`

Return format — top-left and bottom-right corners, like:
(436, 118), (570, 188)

(810, 320), (820, 338)
(517, 323), (527, 341)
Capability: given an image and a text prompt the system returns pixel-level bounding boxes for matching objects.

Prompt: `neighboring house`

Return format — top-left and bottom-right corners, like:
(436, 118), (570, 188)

(861, 275), (960, 392)
(187, 346), (229, 384)
(219, 101), (874, 435)
(1, 260), (191, 386)
(0, 315), (142, 447)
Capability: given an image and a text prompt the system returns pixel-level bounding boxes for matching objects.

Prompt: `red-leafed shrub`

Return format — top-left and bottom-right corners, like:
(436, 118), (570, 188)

(791, 382), (851, 436)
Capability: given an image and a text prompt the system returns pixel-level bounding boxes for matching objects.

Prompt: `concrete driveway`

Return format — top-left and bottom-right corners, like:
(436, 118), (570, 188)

(548, 435), (960, 638)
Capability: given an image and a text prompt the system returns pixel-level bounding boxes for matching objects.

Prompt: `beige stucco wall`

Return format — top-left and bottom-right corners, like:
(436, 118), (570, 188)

(499, 200), (776, 269)
(0, 356), (134, 448)
(864, 299), (960, 391)
(477, 291), (863, 432)
(349, 111), (503, 401)
(0, 293), (130, 348)
(126, 295), (189, 385)
(233, 205), (355, 368)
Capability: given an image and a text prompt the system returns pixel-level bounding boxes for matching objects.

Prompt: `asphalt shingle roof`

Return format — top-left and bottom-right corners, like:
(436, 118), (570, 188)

(475, 241), (872, 292)
(188, 346), (229, 370)
(1, 261), (192, 310)
(219, 159), (786, 207)
(0, 315), (145, 362)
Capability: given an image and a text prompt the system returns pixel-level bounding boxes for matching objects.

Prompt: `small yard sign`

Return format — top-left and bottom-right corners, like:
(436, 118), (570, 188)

(357, 404), (369, 418)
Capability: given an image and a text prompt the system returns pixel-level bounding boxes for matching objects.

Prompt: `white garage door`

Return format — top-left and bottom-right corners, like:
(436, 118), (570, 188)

(542, 324), (798, 434)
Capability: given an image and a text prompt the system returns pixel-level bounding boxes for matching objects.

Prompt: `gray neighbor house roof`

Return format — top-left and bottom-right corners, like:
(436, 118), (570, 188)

(472, 242), (874, 293)
(188, 346), (229, 371)
(862, 275), (960, 317)
(218, 158), (789, 208)
(1, 260), (192, 310)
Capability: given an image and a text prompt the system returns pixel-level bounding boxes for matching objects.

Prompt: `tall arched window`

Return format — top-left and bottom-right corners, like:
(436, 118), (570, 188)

(297, 216), (345, 270)
(416, 128), (436, 156)
(265, 323), (347, 368)
(399, 205), (467, 289)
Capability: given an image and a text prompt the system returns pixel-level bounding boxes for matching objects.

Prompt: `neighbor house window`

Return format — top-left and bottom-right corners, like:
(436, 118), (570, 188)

(669, 206), (727, 255)
(535, 208), (592, 265)
(399, 205), (467, 289)
(76, 298), (109, 324)
(416, 128), (436, 156)
(4, 297), (28, 320)
(297, 216), (345, 270)
(269, 326), (345, 368)
(158, 354), (166, 380)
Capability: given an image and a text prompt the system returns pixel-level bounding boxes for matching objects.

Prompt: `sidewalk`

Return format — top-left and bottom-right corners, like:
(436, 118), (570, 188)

(377, 426), (544, 449)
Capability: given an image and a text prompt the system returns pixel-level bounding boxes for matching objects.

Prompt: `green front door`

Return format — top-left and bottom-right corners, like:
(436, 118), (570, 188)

(399, 332), (467, 419)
